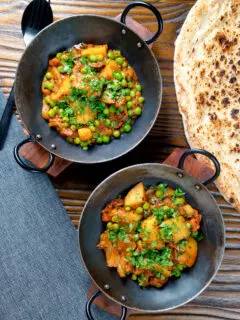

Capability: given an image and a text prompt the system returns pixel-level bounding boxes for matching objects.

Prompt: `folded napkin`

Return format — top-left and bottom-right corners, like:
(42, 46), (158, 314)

(0, 90), (116, 320)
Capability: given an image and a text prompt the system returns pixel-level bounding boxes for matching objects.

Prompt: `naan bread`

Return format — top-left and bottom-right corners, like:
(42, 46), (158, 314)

(174, 0), (240, 212)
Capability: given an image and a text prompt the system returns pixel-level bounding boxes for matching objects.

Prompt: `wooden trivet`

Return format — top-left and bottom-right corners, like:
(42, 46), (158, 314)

(87, 148), (215, 318)
(19, 15), (154, 177)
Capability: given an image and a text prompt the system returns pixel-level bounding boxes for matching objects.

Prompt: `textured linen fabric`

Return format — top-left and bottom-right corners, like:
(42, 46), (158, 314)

(0, 91), (116, 320)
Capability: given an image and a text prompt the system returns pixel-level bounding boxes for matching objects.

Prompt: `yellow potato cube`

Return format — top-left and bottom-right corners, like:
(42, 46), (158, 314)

(178, 237), (198, 267)
(81, 45), (108, 57)
(124, 182), (145, 208)
(78, 128), (93, 141)
(163, 216), (190, 243)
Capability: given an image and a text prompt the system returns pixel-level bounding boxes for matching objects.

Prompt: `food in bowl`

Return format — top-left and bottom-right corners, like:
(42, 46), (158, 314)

(97, 182), (203, 288)
(41, 44), (145, 150)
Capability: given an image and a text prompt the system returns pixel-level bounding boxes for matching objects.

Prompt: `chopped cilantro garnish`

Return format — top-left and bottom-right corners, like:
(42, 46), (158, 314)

(195, 232), (204, 242)
(61, 58), (74, 74)
(173, 188), (185, 198)
(160, 223), (173, 241)
(172, 268), (181, 278)
(179, 240), (187, 250)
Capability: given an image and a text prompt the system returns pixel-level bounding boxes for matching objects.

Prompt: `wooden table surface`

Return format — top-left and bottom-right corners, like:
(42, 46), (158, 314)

(1, 0), (240, 319)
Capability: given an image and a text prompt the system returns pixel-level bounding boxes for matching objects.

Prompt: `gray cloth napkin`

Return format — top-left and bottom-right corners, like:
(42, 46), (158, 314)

(0, 90), (116, 320)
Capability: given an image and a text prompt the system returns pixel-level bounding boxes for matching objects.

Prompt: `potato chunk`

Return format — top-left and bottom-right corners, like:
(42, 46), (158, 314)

(163, 216), (190, 243)
(124, 182), (145, 208)
(51, 77), (70, 101)
(76, 106), (95, 124)
(140, 216), (164, 250)
(78, 128), (93, 141)
(100, 60), (120, 80)
(81, 45), (108, 57)
(42, 104), (50, 120)
(178, 237), (198, 267)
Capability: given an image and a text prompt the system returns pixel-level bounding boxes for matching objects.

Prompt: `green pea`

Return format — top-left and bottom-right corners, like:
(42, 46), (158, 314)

(63, 122), (69, 128)
(122, 61), (128, 68)
(173, 198), (185, 205)
(97, 54), (104, 61)
(62, 116), (69, 123)
(45, 72), (52, 80)
(48, 108), (56, 118)
(155, 190), (164, 199)
(109, 105), (116, 113)
(130, 90), (136, 97)
(82, 146), (88, 151)
(121, 79), (127, 87)
(125, 206), (131, 211)
(125, 88), (130, 95)
(94, 120), (100, 126)
(139, 97), (145, 103)
(136, 84), (142, 91)
(44, 81), (54, 90)
(127, 101), (133, 108)
(104, 119), (111, 126)
(131, 274), (137, 280)
(107, 52), (115, 59)
(89, 55), (98, 62)
(74, 138), (80, 145)
(81, 68), (87, 74)
(89, 125), (95, 132)
(105, 59), (110, 65)
(121, 73), (126, 79)
(44, 96), (51, 104)
(58, 66), (64, 73)
(128, 110), (133, 117)
(128, 82), (133, 89)
(56, 52), (62, 58)
(124, 124), (132, 133)
(116, 57), (123, 65)
(112, 223), (119, 230)
(103, 108), (109, 116)
(102, 135), (110, 144)
(113, 130), (120, 138)
(119, 106), (125, 112)
(135, 107), (142, 115)
(70, 125), (77, 130)
(133, 234), (139, 241)
(49, 101), (56, 108)
(143, 202), (150, 210)
(107, 222), (112, 229)
(96, 137), (103, 144)
(126, 96), (131, 101)
(136, 207), (143, 214)
(114, 72), (122, 81)
(70, 75), (75, 81)
(62, 54), (69, 61)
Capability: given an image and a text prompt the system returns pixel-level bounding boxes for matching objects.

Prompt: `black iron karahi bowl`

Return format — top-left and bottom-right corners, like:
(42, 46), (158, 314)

(78, 150), (225, 319)
(14, 1), (163, 172)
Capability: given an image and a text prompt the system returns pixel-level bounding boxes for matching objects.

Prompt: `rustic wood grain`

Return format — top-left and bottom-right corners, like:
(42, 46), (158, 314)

(0, 0), (240, 319)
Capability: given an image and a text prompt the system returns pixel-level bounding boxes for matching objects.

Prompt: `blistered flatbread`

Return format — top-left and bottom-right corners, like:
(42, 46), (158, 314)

(174, 0), (240, 211)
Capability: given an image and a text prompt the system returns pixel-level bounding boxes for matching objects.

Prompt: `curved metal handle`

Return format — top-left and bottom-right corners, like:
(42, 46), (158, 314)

(178, 149), (221, 186)
(86, 290), (127, 320)
(13, 137), (55, 173)
(120, 1), (163, 45)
